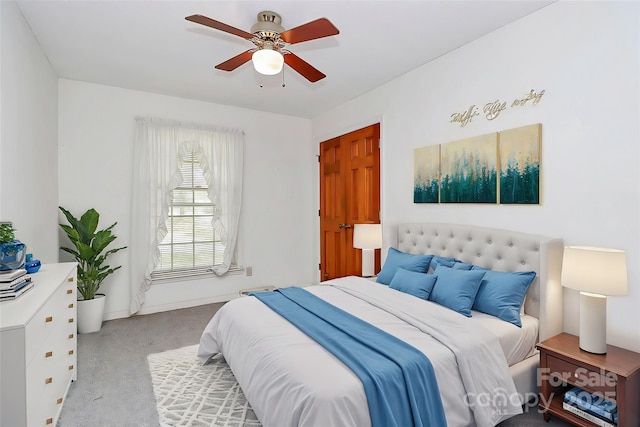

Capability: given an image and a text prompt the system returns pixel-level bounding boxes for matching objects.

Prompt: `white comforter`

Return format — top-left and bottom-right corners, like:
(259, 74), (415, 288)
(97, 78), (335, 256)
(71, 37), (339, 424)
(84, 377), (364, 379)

(198, 276), (522, 427)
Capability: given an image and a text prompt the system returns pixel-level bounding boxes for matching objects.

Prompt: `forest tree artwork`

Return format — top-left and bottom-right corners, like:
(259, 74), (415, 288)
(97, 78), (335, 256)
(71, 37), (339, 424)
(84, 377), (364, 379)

(414, 145), (440, 203)
(413, 123), (541, 205)
(499, 124), (540, 204)
(440, 133), (498, 203)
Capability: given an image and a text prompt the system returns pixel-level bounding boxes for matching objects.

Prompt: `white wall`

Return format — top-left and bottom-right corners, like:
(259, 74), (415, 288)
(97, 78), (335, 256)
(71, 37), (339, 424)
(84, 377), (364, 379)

(0, 1), (60, 261)
(58, 80), (315, 319)
(313, 1), (640, 351)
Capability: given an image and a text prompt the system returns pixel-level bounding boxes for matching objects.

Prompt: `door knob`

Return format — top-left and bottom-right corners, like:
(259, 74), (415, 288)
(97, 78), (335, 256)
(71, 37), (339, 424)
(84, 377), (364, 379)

(338, 223), (352, 229)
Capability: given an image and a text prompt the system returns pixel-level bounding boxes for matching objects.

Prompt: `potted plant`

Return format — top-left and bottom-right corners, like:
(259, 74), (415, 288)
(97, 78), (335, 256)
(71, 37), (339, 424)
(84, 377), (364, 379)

(59, 207), (127, 333)
(0, 222), (26, 271)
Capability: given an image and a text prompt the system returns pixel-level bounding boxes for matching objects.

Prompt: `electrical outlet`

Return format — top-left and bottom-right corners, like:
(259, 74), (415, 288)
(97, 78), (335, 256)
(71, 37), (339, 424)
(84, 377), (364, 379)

(245, 266), (252, 276)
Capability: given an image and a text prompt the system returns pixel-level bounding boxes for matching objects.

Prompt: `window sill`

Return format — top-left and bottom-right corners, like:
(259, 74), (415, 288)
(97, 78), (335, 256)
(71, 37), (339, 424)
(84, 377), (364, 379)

(151, 265), (245, 284)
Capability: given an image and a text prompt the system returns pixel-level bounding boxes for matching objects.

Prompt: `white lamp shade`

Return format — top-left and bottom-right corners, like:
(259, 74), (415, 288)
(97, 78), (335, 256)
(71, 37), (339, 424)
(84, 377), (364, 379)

(353, 224), (382, 249)
(252, 48), (284, 75)
(561, 246), (628, 296)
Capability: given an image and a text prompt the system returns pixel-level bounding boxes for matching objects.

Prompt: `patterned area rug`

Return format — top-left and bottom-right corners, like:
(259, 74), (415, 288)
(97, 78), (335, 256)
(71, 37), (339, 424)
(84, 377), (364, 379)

(147, 345), (261, 427)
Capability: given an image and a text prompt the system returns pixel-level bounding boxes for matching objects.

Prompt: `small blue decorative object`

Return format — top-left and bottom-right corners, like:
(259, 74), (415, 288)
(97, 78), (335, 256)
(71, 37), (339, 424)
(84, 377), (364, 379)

(0, 240), (26, 271)
(25, 255), (41, 274)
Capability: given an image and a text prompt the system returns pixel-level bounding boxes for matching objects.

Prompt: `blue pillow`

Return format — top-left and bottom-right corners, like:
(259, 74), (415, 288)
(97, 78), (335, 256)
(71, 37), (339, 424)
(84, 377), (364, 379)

(429, 265), (486, 317)
(428, 256), (458, 273)
(376, 248), (433, 285)
(451, 261), (474, 270)
(389, 268), (438, 300)
(472, 270), (536, 327)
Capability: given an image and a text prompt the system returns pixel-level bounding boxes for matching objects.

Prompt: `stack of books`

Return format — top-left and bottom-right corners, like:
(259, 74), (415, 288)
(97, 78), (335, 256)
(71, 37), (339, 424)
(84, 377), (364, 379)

(0, 269), (34, 301)
(563, 386), (618, 427)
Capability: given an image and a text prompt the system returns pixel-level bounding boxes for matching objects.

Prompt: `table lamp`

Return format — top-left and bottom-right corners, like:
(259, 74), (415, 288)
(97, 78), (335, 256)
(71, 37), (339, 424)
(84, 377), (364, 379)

(353, 224), (382, 277)
(561, 246), (628, 354)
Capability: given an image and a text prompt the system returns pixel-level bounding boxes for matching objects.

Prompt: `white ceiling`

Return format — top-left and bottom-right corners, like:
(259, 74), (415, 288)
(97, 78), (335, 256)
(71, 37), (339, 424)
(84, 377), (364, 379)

(15, 1), (554, 119)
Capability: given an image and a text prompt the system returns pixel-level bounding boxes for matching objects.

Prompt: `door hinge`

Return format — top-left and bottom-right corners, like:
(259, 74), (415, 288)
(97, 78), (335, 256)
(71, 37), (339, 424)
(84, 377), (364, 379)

(318, 263), (321, 270)
(318, 209), (321, 216)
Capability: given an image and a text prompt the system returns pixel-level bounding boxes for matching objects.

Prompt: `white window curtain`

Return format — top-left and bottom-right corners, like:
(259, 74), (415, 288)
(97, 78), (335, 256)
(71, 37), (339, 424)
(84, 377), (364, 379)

(129, 117), (244, 315)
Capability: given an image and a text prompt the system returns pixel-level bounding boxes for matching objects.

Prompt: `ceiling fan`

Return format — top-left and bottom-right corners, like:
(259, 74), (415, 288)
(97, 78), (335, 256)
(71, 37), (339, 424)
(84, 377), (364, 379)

(185, 11), (339, 83)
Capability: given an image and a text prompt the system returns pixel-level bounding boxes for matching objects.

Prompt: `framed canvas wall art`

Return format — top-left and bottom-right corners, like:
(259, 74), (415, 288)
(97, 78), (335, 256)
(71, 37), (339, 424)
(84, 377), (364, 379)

(440, 132), (498, 203)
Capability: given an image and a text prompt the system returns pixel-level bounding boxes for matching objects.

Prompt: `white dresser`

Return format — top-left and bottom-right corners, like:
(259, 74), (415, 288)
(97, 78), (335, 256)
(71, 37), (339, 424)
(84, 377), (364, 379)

(0, 262), (77, 427)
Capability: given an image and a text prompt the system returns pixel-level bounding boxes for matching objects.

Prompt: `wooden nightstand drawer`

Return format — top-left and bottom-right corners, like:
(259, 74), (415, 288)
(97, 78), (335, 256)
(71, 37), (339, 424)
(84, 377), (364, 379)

(537, 333), (640, 427)
(546, 354), (617, 396)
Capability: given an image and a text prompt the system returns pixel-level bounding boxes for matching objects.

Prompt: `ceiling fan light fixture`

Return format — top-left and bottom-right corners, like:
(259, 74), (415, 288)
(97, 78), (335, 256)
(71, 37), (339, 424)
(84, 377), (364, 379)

(252, 45), (284, 75)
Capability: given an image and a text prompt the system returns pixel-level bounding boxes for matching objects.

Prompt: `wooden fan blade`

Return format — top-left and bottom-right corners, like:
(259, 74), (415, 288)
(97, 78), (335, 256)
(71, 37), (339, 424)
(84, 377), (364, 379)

(280, 18), (339, 44)
(215, 50), (253, 71)
(185, 14), (255, 40)
(284, 53), (326, 82)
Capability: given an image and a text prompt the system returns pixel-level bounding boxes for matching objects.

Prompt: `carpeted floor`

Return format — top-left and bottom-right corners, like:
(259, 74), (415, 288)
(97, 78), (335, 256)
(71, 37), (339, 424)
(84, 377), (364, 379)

(58, 303), (224, 427)
(58, 302), (572, 427)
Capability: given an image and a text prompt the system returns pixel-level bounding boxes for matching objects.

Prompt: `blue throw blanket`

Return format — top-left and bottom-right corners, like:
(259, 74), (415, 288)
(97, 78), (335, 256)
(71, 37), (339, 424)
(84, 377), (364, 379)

(252, 287), (447, 427)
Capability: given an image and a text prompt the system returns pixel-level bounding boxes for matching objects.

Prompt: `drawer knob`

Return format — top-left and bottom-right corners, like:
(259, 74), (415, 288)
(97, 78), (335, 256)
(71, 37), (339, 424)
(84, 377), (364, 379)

(45, 351), (53, 358)
(68, 277), (74, 282)
(69, 303), (74, 309)
(68, 318), (74, 323)
(57, 398), (63, 405)
(66, 289), (73, 294)
(68, 333), (75, 339)
(68, 365), (74, 371)
(45, 316), (53, 323)
(68, 350), (74, 355)
(45, 377), (52, 384)
(46, 418), (53, 425)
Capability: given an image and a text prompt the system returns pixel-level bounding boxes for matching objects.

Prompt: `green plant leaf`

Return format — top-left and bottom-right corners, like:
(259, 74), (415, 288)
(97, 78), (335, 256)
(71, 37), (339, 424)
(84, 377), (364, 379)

(60, 246), (80, 258)
(0, 223), (15, 243)
(92, 230), (117, 254)
(80, 209), (100, 237)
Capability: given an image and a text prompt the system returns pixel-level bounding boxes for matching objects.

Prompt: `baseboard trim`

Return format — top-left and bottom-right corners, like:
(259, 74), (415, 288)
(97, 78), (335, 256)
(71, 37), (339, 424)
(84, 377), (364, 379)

(135, 293), (238, 316)
(103, 309), (131, 321)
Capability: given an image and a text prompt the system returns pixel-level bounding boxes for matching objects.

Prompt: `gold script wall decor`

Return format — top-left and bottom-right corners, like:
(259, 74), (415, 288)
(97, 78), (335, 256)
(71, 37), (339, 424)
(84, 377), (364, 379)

(450, 89), (545, 127)
(450, 105), (480, 127)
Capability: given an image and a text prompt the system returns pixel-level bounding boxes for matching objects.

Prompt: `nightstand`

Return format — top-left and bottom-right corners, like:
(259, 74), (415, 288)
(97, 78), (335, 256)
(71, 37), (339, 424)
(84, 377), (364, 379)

(537, 333), (640, 426)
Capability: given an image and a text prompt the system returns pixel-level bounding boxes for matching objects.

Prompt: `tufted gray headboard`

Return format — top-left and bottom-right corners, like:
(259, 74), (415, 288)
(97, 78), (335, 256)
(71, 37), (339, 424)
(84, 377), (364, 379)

(396, 223), (564, 341)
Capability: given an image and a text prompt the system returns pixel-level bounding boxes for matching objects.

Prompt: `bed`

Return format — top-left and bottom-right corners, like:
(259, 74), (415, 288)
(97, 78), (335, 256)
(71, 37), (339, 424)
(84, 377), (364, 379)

(198, 223), (564, 426)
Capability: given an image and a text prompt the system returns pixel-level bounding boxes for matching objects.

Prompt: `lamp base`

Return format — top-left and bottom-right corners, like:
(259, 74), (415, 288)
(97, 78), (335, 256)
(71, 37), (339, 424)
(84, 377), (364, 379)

(579, 292), (607, 354)
(361, 248), (375, 277)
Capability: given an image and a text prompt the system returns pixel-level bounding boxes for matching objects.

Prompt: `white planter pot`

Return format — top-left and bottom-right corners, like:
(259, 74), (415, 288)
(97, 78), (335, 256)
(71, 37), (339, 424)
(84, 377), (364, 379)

(77, 294), (106, 334)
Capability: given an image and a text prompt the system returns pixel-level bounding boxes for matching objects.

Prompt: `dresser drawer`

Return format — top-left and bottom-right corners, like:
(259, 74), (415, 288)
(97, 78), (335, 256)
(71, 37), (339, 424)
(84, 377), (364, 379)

(27, 374), (66, 427)
(26, 331), (76, 427)
(24, 277), (75, 366)
(546, 353), (617, 396)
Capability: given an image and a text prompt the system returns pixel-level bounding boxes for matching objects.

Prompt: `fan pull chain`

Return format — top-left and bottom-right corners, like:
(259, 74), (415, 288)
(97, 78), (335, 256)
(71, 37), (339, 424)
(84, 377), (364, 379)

(282, 67), (286, 87)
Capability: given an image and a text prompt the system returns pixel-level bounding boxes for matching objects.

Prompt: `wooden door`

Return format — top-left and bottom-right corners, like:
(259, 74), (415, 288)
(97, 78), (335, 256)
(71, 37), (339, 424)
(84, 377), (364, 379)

(319, 124), (380, 281)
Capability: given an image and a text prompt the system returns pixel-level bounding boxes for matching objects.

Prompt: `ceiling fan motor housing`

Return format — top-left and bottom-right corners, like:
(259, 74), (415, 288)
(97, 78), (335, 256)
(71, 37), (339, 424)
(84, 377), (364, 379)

(251, 11), (284, 38)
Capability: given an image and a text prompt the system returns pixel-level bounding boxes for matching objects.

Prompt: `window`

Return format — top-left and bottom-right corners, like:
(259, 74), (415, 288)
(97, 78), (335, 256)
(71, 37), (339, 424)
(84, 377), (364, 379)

(130, 117), (244, 314)
(152, 151), (230, 279)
